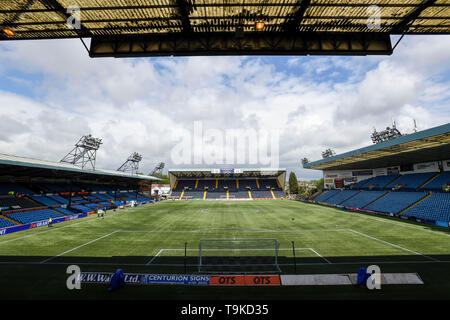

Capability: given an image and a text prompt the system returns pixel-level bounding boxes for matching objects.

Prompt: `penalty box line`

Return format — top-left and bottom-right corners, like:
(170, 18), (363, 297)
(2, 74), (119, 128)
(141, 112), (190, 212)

(346, 228), (440, 262)
(145, 247), (330, 266)
(120, 228), (348, 234)
(40, 230), (121, 264)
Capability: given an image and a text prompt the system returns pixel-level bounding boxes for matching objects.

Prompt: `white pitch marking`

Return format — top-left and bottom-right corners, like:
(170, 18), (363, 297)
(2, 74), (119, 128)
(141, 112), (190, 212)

(316, 203), (450, 238)
(118, 228), (347, 234)
(0, 206), (125, 245)
(347, 228), (440, 262)
(145, 249), (164, 265)
(308, 248), (332, 264)
(0, 218), (95, 245)
(157, 248), (312, 251)
(40, 230), (120, 264)
(0, 259), (448, 267)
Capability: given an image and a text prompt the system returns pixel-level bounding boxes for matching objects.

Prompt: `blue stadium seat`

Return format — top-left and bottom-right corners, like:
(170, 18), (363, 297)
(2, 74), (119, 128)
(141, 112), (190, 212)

(366, 191), (428, 214)
(8, 209), (62, 224)
(323, 190), (360, 205)
(315, 190), (340, 203)
(54, 207), (77, 216)
(29, 195), (61, 207)
(0, 216), (16, 228)
(361, 175), (400, 190)
(385, 172), (437, 191)
(403, 193), (450, 222)
(341, 190), (388, 209)
(71, 205), (93, 213)
(47, 194), (69, 204)
(352, 178), (374, 189)
(421, 172), (450, 191)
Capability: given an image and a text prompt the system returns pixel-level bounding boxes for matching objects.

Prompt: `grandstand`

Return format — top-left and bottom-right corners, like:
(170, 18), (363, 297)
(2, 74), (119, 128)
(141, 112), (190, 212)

(304, 123), (450, 226)
(2, 1), (449, 58)
(169, 168), (286, 200)
(0, 0), (449, 303)
(0, 153), (159, 232)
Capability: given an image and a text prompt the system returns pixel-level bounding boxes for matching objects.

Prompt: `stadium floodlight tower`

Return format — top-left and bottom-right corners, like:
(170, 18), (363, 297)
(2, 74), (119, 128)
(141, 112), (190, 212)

(371, 120), (403, 144)
(321, 149), (336, 159)
(301, 158), (310, 167)
(60, 134), (103, 170)
(117, 152), (143, 175)
(149, 162), (165, 176)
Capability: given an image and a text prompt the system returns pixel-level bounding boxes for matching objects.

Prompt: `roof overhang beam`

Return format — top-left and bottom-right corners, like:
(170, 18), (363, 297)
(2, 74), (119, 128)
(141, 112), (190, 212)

(89, 32), (393, 57)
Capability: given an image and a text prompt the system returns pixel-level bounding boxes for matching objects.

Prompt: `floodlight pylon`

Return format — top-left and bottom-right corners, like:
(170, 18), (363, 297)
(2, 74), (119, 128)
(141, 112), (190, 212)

(371, 120), (403, 144)
(321, 149), (336, 159)
(149, 162), (165, 176)
(60, 134), (103, 170)
(117, 152), (143, 175)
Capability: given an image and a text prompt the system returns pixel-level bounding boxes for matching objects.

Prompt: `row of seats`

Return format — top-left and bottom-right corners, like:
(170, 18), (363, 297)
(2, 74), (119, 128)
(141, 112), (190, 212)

(351, 171), (449, 191)
(0, 196), (41, 210)
(0, 181), (138, 196)
(315, 190), (340, 203)
(403, 193), (450, 222)
(72, 205), (96, 213)
(179, 189), (284, 199)
(29, 195), (61, 207)
(424, 172), (450, 190)
(174, 179), (284, 199)
(342, 190), (387, 209)
(174, 179), (281, 191)
(316, 189), (450, 222)
(0, 216), (16, 228)
(0, 193), (152, 227)
(317, 189), (428, 213)
(8, 209), (62, 225)
(365, 191), (428, 214)
(54, 207), (77, 216)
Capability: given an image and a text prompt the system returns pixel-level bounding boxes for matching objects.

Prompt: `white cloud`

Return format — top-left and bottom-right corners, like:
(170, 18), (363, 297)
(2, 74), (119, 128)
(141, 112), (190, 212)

(0, 35), (448, 180)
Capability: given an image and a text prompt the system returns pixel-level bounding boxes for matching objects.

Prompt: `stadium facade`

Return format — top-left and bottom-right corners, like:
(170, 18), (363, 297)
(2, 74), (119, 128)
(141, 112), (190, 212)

(303, 123), (450, 227)
(169, 168), (286, 200)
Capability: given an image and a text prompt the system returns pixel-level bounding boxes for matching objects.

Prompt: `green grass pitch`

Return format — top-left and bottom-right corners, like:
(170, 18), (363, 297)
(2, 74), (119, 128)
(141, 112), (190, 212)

(1, 199), (450, 300)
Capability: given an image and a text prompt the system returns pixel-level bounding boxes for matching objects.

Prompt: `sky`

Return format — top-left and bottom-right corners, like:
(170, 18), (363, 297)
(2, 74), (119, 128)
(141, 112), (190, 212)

(0, 35), (449, 180)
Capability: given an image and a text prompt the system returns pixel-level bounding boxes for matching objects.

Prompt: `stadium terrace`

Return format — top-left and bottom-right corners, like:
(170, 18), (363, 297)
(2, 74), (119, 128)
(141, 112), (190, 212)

(0, 153), (160, 233)
(303, 123), (450, 228)
(168, 168), (286, 200)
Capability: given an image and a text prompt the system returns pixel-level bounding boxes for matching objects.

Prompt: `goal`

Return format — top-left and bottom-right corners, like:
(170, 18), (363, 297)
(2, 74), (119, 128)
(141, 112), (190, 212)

(198, 238), (281, 273)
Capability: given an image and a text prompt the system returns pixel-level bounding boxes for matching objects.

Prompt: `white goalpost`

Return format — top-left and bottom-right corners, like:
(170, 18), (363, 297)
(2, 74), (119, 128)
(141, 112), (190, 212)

(198, 238), (281, 273)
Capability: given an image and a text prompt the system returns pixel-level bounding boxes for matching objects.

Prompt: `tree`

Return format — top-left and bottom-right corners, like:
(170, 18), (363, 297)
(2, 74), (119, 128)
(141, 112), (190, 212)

(288, 172), (299, 195)
(152, 173), (170, 184)
(315, 178), (324, 191)
(297, 184), (306, 195)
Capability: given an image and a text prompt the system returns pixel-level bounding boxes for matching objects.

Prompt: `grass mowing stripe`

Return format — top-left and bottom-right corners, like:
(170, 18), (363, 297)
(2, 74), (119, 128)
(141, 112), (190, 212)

(40, 230), (121, 264)
(0, 218), (96, 245)
(347, 228), (440, 262)
(0, 206), (129, 245)
(307, 202), (450, 238)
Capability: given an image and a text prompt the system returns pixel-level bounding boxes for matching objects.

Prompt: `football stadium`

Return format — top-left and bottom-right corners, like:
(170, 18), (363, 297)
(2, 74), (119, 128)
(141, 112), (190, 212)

(0, 0), (450, 306)
(0, 124), (449, 300)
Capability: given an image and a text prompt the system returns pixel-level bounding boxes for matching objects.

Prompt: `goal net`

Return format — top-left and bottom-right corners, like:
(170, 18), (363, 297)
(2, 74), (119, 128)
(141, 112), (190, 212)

(198, 238), (281, 273)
